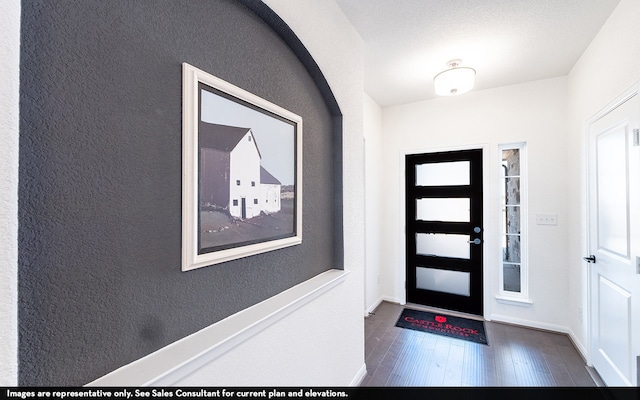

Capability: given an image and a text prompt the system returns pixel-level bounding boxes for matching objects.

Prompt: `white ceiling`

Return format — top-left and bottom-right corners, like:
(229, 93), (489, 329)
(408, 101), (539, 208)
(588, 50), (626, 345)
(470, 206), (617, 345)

(334, 0), (621, 107)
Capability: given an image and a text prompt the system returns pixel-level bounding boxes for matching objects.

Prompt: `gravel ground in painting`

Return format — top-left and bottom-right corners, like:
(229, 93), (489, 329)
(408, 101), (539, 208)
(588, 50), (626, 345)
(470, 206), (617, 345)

(200, 199), (294, 250)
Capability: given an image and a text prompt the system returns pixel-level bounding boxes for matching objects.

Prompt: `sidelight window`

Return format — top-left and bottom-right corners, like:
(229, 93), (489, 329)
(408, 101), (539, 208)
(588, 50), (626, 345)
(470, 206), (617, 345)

(499, 143), (528, 300)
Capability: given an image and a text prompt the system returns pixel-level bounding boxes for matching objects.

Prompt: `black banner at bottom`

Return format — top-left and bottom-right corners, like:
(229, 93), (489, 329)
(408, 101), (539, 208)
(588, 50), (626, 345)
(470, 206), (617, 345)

(2, 387), (639, 400)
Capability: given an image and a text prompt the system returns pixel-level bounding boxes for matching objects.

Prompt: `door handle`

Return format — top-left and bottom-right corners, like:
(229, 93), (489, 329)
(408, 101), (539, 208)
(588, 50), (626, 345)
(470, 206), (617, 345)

(468, 238), (482, 245)
(583, 255), (596, 263)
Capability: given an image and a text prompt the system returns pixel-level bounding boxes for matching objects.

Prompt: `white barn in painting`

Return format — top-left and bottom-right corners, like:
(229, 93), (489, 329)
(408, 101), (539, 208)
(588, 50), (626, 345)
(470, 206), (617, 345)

(199, 122), (281, 219)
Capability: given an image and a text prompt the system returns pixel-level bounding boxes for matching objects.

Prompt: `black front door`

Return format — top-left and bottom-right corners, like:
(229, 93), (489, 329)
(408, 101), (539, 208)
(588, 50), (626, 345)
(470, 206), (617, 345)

(405, 149), (484, 316)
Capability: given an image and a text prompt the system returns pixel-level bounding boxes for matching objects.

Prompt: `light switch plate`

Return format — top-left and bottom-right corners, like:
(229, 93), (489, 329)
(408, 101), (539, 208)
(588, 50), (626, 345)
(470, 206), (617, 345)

(536, 213), (557, 225)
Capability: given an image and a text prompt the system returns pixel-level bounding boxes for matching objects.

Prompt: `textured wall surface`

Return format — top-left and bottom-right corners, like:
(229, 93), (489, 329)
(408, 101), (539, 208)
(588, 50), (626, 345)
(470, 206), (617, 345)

(19, 0), (341, 386)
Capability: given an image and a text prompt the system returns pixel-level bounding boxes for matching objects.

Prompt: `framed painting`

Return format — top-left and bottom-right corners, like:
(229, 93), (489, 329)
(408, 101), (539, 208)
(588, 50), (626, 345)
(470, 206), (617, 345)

(182, 63), (302, 271)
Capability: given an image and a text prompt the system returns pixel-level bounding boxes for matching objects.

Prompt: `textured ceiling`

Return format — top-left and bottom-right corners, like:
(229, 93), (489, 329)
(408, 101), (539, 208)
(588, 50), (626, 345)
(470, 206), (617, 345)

(334, 0), (621, 107)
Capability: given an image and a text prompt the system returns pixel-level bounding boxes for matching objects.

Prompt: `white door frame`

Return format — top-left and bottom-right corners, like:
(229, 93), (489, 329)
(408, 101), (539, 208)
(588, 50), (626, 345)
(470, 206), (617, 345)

(584, 81), (639, 383)
(398, 143), (491, 319)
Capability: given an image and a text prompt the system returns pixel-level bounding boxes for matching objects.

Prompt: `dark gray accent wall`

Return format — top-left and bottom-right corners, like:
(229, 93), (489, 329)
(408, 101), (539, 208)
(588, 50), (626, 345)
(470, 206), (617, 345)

(19, 0), (342, 386)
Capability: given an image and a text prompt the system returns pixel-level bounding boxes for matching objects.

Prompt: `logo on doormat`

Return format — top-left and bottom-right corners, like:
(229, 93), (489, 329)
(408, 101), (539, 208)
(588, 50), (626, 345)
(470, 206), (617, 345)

(396, 309), (488, 345)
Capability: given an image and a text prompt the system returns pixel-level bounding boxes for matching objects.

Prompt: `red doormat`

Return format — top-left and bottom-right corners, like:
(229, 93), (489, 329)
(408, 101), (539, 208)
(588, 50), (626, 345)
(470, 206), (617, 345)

(395, 308), (488, 345)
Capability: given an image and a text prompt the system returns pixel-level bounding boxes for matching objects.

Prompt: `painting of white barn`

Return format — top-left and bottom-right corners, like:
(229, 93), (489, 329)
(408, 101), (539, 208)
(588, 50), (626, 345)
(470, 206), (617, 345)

(196, 117), (296, 256)
(199, 122), (282, 219)
(182, 63), (301, 270)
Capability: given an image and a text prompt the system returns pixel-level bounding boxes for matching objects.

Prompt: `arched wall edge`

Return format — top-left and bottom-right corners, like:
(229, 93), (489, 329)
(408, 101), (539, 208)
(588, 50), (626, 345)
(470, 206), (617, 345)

(239, 0), (344, 269)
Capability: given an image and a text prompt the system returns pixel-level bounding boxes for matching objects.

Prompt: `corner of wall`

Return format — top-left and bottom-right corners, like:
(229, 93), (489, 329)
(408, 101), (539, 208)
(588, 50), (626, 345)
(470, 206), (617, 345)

(261, 0), (367, 385)
(0, 0), (20, 386)
(565, 0), (640, 357)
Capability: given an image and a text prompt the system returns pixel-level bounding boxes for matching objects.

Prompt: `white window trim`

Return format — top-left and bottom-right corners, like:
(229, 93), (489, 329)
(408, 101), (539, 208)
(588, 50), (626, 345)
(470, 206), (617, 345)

(497, 142), (530, 304)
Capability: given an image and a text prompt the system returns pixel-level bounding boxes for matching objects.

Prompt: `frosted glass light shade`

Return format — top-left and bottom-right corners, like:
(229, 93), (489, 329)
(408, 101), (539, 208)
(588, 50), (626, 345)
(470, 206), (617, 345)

(433, 66), (476, 96)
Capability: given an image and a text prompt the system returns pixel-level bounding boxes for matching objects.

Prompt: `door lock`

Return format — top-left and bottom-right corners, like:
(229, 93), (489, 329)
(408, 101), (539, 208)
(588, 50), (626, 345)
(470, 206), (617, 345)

(583, 255), (596, 263)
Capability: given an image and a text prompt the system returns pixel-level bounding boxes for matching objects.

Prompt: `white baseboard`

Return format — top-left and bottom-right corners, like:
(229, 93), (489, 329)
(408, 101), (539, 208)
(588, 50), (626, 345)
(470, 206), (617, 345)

(365, 298), (383, 316)
(567, 327), (589, 363)
(350, 364), (367, 386)
(490, 313), (569, 334)
(365, 295), (402, 316)
(87, 269), (350, 386)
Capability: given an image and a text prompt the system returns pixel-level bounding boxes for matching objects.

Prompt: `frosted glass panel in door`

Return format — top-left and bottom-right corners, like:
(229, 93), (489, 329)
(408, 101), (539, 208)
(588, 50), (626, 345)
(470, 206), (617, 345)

(416, 267), (470, 296)
(416, 198), (470, 222)
(415, 161), (470, 186)
(416, 233), (470, 259)
(596, 127), (629, 258)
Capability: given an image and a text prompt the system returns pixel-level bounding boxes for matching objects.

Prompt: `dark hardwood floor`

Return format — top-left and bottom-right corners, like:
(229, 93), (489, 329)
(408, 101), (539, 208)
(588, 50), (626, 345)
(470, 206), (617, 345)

(361, 301), (599, 387)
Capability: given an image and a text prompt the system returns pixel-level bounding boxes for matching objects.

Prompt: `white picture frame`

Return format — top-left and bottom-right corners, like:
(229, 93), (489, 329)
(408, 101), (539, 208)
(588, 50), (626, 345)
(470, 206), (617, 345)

(182, 63), (303, 271)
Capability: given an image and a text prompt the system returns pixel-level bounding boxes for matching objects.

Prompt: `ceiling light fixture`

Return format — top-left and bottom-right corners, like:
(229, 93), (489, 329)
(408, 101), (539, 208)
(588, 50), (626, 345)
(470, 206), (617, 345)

(433, 59), (476, 96)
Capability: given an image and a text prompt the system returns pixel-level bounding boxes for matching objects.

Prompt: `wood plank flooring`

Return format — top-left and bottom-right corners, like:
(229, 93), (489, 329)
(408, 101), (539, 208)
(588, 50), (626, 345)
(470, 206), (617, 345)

(361, 301), (598, 387)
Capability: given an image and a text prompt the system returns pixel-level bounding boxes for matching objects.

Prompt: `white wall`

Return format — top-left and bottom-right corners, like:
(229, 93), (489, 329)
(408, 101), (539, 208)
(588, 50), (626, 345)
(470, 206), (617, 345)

(0, 0), (20, 387)
(169, 272), (359, 386)
(566, 0), (640, 355)
(377, 77), (571, 331)
(364, 94), (384, 312)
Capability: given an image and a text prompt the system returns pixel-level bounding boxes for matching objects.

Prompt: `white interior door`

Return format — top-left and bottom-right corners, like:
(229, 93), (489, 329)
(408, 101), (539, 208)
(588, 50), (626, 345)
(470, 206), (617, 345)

(587, 89), (640, 387)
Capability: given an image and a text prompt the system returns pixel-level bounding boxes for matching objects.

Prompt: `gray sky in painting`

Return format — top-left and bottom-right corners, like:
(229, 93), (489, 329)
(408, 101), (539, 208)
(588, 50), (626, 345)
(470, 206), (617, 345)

(201, 89), (295, 185)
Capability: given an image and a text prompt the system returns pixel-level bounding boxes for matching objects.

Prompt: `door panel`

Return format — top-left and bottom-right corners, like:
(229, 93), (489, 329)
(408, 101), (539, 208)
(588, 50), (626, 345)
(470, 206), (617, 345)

(597, 275), (632, 380)
(416, 233), (471, 259)
(415, 161), (470, 186)
(588, 92), (640, 387)
(416, 198), (471, 222)
(596, 123), (630, 258)
(406, 149), (483, 316)
(416, 267), (471, 296)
